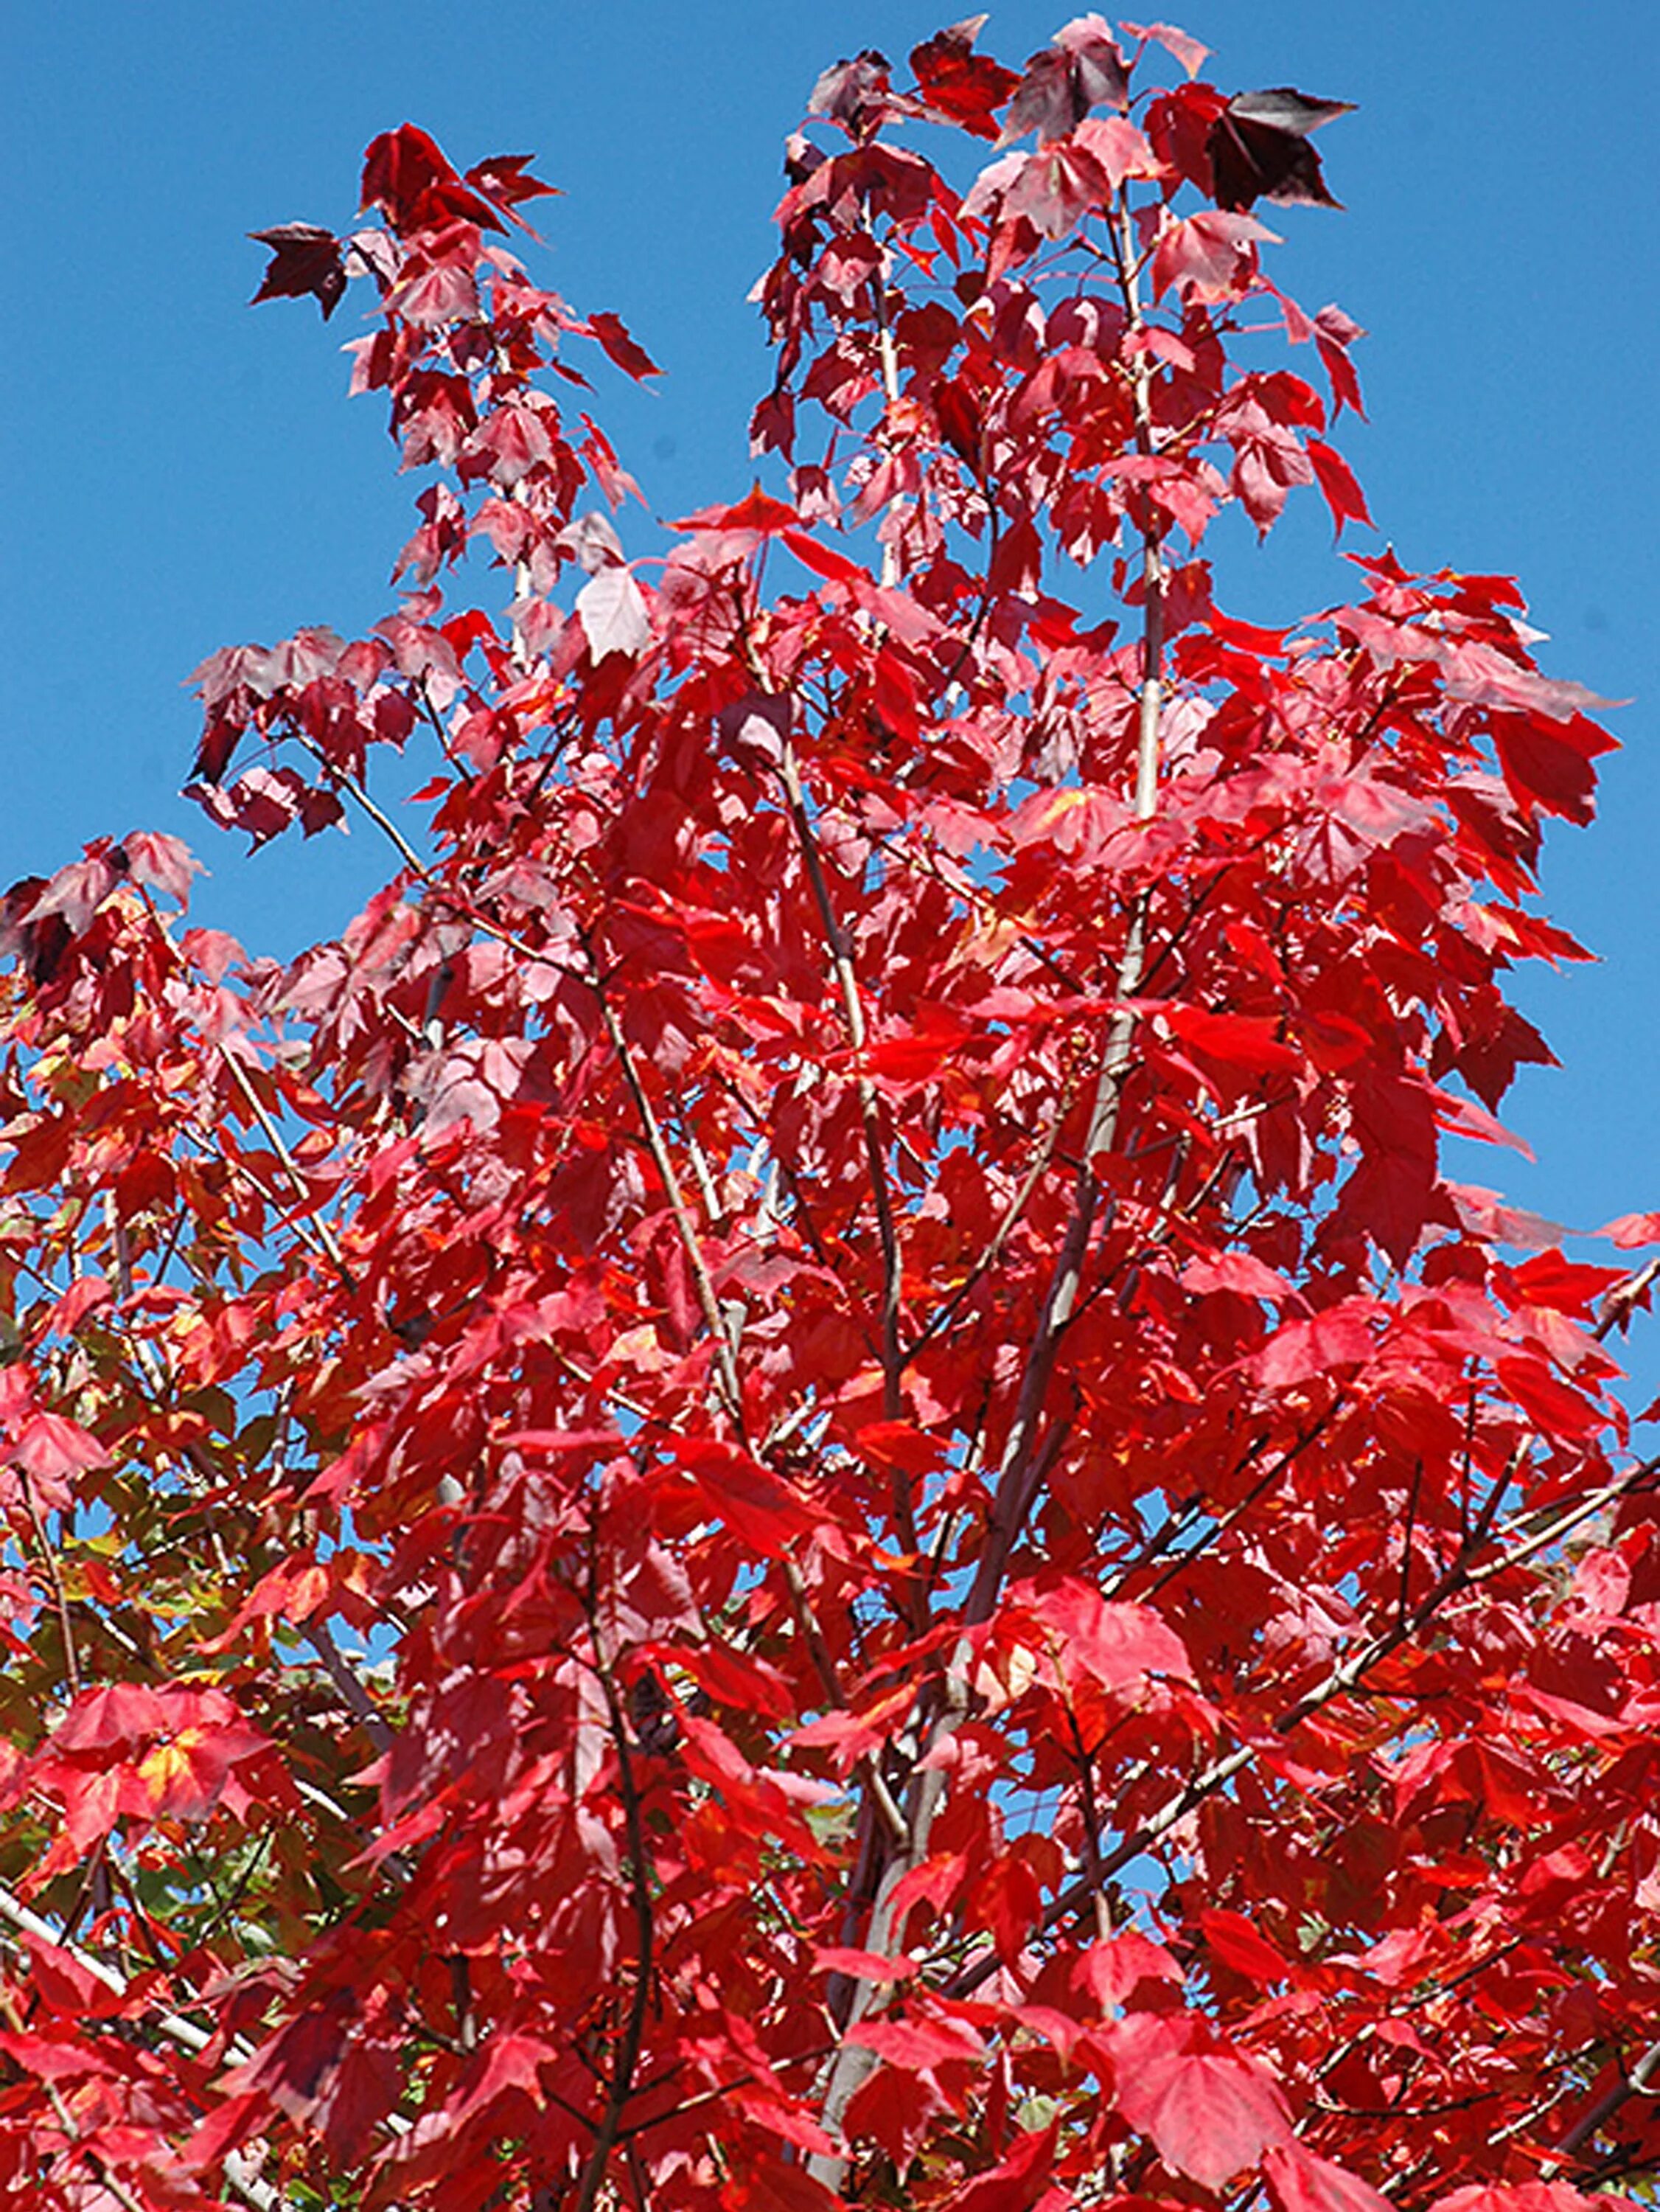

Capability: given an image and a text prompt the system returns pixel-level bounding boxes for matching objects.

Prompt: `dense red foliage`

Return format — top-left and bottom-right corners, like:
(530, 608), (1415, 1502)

(0, 19), (1653, 2212)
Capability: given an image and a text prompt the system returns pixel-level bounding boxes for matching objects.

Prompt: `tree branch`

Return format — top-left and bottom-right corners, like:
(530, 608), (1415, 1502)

(0, 1881), (282, 2208)
(572, 1618), (658, 2212)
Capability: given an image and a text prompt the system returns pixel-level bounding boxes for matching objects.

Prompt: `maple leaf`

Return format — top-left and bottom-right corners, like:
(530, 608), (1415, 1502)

(362, 122), (462, 231)
(1153, 207), (1278, 303)
(1122, 19), (1210, 77)
(809, 50), (901, 138)
(999, 15), (1130, 145)
(1308, 434), (1373, 534)
(249, 223), (348, 319)
(1266, 2143), (1395, 2212)
(1103, 2014), (1293, 2188)
(910, 18), (1019, 139)
(575, 564), (649, 660)
(587, 310), (661, 382)
(464, 152), (559, 229)
(1208, 88), (1355, 211)
(676, 484), (801, 535)
(1027, 1581), (1193, 1689)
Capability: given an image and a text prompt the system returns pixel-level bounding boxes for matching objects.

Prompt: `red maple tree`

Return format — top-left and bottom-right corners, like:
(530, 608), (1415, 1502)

(0, 18), (1653, 2212)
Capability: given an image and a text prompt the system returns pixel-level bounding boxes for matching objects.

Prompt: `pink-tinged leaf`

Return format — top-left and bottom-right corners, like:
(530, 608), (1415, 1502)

(791, 1681), (917, 1763)
(1073, 115), (1162, 188)
(1316, 303), (1367, 418)
(1450, 1185), (1569, 1251)
(1122, 20), (1210, 77)
(1105, 2013), (1292, 2188)
(118, 830), (203, 905)
(15, 1411), (109, 1484)
(1603, 1211), (1660, 1250)
(999, 18), (1129, 146)
(1433, 1088), (1534, 1158)
(1430, 2189), (1597, 2212)
(587, 310), (660, 381)
(809, 51), (896, 133)
(49, 1681), (174, 1754)
(1153, 210), (1278, 304)
(0, 2028), (119, 2081)
(45, 1276), (112, 1337)
(1266, 2142), (1395, 2212)
(1254, 1301), (1384, 1388)
(575, 565), (649, 660)
(1307, 438), (1373, 535)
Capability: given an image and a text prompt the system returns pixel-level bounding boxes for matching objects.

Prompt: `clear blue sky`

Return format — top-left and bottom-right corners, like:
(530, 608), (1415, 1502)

(2, 2), (1656, 1301)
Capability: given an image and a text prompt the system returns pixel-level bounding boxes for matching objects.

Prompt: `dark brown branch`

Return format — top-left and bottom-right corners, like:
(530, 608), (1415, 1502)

(573, 1631), (659, 2212)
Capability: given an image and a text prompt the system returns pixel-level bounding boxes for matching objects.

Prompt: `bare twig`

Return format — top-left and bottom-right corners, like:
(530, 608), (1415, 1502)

(20, 1470), (80, 1700)
(590, 967), (743, 1427)
(304, 1618), (394, 1755)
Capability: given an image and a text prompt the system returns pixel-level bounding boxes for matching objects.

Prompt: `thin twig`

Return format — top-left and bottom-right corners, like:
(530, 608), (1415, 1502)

(219, 1049), (355, 1293)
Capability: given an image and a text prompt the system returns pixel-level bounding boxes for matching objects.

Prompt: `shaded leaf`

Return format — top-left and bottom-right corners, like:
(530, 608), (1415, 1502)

(249, 224), (347, 319)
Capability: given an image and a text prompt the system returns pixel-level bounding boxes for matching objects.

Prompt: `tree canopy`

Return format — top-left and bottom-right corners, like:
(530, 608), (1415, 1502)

(0, 18), (1653, 2212)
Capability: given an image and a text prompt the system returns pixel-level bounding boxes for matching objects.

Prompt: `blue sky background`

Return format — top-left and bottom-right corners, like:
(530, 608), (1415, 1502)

(3, 1), (1656, 1349)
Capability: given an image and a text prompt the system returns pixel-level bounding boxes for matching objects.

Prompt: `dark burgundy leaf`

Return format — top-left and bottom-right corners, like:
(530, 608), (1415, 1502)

(1208, 88), (1354, 210)
(248, 224), (347, 319)
(587, 310), (661, 383)
(464, 153), (559, 228)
